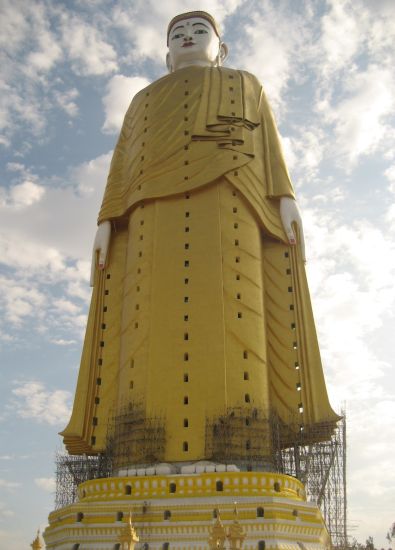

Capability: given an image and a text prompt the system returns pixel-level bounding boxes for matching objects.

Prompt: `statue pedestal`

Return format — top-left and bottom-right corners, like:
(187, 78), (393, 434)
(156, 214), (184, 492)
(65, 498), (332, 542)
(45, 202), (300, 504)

(44, 471), (331, 549)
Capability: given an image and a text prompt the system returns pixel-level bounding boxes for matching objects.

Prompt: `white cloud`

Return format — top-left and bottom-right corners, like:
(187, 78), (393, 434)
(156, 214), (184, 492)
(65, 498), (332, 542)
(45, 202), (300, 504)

(0, 154), (110, 339)
(0, 276), (46, 325)
(102, 75), (151, 134)
(282, 128), (326, 182)
(53, 298), (81, 315)
(319, 0), (363, 78)
(34, 477), (56, 492)
(11, 381), (72, 426)
(0, 181), (46, 209)
(303, 208), (395, 408)
(0, 1), (31, 54)
(60, 14), (118, 76)
(0, 479), (20, 490)
(232, 3), (309, 114)
(50, 338), (77, 346)
(0, 502), (14, 518)
(53, 88), (79, 117)
(385, 164), (395, 193)
(321, 65), (394, 166)
(24, 6), (62, 74)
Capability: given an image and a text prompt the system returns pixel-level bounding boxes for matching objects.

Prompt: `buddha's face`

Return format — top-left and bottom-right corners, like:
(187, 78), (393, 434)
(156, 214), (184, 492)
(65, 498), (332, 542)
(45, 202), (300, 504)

(167, 16), (226, 71)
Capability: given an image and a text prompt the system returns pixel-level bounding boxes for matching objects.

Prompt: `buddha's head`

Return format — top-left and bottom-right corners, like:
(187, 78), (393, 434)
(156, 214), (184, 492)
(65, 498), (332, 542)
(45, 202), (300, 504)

(166, 11), (228, 72)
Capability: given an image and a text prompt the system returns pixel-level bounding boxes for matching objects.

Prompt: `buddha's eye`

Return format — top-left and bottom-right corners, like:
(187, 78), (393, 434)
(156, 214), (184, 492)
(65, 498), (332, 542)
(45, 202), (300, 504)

(194, 29), (208, 35)
(172, 33), (184, 40)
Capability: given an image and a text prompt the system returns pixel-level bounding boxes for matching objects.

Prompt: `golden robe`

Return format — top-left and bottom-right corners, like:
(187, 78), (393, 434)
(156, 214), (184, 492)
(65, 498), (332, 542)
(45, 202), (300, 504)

(62, 66), (338, 462)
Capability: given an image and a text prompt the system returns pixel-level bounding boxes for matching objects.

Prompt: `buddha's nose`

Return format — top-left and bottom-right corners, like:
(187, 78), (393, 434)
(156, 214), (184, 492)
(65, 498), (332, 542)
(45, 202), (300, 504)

(183, 35), (192, 41)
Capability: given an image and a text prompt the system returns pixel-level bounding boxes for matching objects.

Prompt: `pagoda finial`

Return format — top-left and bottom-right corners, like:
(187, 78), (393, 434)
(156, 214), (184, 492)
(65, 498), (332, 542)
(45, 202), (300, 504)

(208, 509), (227, 549)
(227, 503), (246, 550)
(30, 529), (44, 549)
(117, 509), (139, 550)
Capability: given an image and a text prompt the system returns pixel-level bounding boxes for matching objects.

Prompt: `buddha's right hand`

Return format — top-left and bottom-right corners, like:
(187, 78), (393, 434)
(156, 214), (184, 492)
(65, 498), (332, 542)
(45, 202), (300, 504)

(90, 221), (111, 287)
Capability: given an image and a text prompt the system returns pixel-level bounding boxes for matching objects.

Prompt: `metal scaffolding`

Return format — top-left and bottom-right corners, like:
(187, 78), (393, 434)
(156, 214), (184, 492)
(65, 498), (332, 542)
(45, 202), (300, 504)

(107, 402), (166, 470)
(55, 411), (347, 546)
(275, 413), (348, 548)
(54, 452), (112, 510)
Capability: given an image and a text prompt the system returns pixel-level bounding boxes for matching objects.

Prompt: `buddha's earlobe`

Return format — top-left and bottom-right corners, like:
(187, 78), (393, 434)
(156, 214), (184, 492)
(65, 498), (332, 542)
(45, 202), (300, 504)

(219, 42), (229, 64)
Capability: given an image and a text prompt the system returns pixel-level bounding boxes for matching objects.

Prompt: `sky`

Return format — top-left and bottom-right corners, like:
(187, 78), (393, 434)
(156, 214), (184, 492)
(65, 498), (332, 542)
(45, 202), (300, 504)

(0, 0), (394, 548)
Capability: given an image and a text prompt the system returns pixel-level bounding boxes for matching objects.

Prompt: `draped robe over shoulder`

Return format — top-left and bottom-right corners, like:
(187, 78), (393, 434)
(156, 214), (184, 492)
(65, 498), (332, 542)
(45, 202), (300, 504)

(61, 66), (338, 461)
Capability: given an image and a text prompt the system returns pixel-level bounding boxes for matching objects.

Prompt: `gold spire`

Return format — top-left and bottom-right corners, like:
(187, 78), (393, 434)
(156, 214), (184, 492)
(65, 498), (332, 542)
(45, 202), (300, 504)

(227, 503), (246, 550)
(208, 509), (227, 549)
(31, 529), (44, 550)
(117, 511), (139, 550)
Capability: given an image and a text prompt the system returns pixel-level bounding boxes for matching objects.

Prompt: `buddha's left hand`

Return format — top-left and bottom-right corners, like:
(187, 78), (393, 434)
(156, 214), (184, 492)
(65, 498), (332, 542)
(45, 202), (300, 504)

(280, 197), (306, 262)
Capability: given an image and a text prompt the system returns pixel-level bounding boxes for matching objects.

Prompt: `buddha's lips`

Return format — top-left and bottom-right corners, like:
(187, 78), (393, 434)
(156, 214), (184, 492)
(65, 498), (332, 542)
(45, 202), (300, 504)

(182, 42), (195, 47)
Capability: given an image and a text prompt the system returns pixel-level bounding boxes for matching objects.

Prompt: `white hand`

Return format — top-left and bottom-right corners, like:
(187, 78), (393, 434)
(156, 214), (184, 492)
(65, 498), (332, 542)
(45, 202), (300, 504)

(90, 221), (111, 286)
(280, 197), (306, 262)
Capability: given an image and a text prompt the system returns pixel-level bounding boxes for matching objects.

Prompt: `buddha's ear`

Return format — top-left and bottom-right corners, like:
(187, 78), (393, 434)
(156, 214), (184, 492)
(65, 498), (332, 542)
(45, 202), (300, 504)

(166, 53), (172, 73)
(219, 42), (229, 64)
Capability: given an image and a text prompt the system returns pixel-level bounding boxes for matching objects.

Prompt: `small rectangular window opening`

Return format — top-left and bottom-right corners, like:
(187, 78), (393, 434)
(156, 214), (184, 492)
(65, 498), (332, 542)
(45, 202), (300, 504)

(184, 396), (189, 404)
(244, 371), (249, 380)
(184, 333), (189, 341)
(183, 373), (189, 382)
(184, 418), (189, 427)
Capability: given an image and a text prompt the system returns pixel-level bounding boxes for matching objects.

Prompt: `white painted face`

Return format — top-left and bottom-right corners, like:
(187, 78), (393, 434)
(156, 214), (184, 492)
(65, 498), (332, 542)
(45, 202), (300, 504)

(167, 17), (225, 71)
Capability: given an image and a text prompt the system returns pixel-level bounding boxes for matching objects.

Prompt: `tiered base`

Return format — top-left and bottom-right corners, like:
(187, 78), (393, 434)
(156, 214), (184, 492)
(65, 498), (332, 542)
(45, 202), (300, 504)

(44, 471), (331, 549)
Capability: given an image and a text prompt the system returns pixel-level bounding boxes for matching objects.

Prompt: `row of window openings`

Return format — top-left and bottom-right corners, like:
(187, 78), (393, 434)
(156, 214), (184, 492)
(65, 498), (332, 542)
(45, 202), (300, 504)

(107, 507), (273, 522)
(182, 393), (252, 404)
(126, 371), (250, 384)
(106, 543), (265, 550)
(96, 376), (301, 391)
(118, 477), (284, 497)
